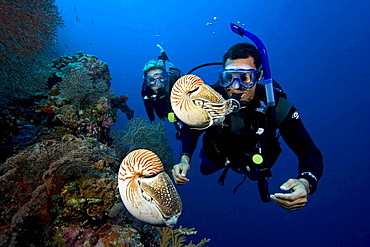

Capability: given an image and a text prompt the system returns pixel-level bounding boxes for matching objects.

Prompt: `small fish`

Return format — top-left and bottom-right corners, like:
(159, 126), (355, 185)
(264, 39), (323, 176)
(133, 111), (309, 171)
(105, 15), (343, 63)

(76, 15), (80, 22)
(91, 20), (94, 25)
(74, 5), (76, 12)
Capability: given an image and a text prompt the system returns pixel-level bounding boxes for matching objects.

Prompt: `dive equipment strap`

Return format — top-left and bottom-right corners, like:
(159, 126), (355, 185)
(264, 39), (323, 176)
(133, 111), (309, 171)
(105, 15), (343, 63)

(186, 62), (223, 75)
(275, 97), (293, 126)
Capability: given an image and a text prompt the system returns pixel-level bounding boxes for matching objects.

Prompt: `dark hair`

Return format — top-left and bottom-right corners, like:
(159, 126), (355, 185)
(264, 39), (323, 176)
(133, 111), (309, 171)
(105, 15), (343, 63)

(222, 43), (261, 69)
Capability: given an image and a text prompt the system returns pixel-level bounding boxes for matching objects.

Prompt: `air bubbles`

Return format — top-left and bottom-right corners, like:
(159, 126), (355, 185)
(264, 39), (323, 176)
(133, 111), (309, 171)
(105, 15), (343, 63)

(205, 16), (219, 35)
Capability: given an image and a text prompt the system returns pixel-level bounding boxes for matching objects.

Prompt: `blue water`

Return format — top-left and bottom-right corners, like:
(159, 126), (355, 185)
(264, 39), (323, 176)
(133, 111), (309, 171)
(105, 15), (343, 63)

(56, 0), (370, 246)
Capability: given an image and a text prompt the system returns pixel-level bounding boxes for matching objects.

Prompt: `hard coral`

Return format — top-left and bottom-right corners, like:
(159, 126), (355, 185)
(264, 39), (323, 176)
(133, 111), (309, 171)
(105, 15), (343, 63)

(97, 97), (111, 111)
(58, 224), (146, 247)
(0, 138), (118, 246)
(61, 172), (117, 220)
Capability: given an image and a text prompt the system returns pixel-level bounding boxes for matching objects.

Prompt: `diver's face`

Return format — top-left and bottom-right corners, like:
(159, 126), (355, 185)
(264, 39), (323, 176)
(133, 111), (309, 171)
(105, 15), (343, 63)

(146, 69), (164, 91)
(224, 57), (259, 102)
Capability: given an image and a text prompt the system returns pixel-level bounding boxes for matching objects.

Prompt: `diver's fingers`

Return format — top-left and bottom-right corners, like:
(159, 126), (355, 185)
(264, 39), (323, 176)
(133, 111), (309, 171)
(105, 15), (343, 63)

(280, 178), (300, 191)
(172, 163), (190, 176)
(271, 197), (307, 211)
(273, 188), (307, 201)
(174, 174), (189, 185)
(270, 193), (307, 211)
(179, 163), (190, 176)
(173, 172), (189, 185)
(278, 178), (308, 200)
(172, 164), (190, 185)
(172, 165), (179, 175)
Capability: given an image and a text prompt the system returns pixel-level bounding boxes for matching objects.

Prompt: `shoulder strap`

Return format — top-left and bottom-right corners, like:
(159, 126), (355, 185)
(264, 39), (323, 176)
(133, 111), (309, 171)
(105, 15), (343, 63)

(275, 97), (293, 126)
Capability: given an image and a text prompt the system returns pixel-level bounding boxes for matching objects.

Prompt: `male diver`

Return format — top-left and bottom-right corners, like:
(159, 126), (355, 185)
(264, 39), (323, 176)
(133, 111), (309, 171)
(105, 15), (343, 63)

(172, 25), (323, 210)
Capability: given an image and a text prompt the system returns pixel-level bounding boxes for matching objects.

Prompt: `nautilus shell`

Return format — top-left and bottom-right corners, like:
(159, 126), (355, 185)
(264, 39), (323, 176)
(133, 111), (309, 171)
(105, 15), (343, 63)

(118, 149), (182, 226)
(171, 74), (239, 129)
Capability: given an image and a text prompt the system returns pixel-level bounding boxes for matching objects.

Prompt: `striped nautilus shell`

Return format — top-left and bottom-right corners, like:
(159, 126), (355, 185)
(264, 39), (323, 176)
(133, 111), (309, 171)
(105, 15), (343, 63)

(118, 149), (182, 226)
(171, 75), (239, 129)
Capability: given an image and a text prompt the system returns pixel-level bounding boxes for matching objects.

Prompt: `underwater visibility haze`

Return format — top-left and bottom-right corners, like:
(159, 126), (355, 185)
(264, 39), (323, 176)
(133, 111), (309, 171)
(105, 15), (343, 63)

(0, 0), (369, 246)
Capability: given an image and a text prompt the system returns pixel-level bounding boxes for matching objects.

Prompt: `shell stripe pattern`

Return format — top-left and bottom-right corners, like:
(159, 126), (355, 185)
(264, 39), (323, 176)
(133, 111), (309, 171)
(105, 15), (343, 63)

(119, 149), (163, 180)
(171, 74), (235, 128)
(118, 149), (182, 226)
(171, 74), (203, 111)
(119, 149), (164, 204)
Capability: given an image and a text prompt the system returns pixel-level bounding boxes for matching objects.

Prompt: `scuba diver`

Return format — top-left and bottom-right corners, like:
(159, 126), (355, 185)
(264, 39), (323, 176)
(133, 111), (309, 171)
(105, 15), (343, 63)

(141, 44), (184, 122)
(172, 24), (323, 211)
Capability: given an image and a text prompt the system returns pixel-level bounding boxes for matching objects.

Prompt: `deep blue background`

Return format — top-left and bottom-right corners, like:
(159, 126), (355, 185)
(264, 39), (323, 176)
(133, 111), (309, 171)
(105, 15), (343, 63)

(55, 0), (370, 246)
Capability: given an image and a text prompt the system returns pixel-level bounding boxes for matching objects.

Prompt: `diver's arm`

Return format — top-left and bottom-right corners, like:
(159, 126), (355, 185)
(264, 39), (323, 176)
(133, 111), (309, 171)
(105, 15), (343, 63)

(271, 105), (323, 210)
(279, 105), (324, 194)
(172, 126), (203, 185)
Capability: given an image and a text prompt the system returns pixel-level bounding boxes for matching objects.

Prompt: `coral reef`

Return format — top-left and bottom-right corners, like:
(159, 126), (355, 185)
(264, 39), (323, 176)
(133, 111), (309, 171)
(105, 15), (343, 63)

(0, 0), (64, 100)
(0, 48), (207, 246)
(0, 52), (135, 163)
(0, 138), (116, 245)
(44, 52), (134, 142)
(110, 118), (174, 174)
(0, 137), (155, 246)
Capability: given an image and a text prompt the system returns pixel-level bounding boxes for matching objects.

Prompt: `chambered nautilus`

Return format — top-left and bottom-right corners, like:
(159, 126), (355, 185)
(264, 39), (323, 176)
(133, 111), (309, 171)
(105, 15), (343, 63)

(118, 149), (182, 226)
(171, 74), (239, 129)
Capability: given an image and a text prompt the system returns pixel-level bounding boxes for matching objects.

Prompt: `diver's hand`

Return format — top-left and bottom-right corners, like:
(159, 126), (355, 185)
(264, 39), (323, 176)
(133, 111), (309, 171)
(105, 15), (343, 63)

(270, 178), (309, 211)
(172, 155), (190, 185)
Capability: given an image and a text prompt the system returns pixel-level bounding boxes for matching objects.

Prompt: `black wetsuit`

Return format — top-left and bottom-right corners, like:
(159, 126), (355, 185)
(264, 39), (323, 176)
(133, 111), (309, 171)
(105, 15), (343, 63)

(179, 83), (324, 194)
(141, 68), (183, 122)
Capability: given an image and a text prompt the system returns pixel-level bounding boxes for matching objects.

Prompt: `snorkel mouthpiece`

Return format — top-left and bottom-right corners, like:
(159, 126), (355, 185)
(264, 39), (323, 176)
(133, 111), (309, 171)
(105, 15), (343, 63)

(230, 23), (275, 106)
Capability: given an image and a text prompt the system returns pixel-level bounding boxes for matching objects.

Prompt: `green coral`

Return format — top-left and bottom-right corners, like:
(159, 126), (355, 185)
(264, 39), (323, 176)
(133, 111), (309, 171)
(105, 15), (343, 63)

(156, 226), (210, 247)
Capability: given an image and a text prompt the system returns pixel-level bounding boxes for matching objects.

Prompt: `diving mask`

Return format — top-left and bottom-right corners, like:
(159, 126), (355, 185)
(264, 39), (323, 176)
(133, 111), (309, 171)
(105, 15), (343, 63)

(219, 69), (260, 90)
(144, 72), (170, 87)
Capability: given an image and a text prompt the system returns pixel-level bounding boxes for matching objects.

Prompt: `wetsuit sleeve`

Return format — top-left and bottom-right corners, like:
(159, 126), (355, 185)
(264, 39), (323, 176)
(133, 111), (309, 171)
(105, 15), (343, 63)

(179, 125), (204, 162)
(279, 105), (324, 195)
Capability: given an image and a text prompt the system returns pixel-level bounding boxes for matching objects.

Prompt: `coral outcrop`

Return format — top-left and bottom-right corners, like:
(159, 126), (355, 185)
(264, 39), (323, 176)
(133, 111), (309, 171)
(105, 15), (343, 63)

(0, 50), (208, 246)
